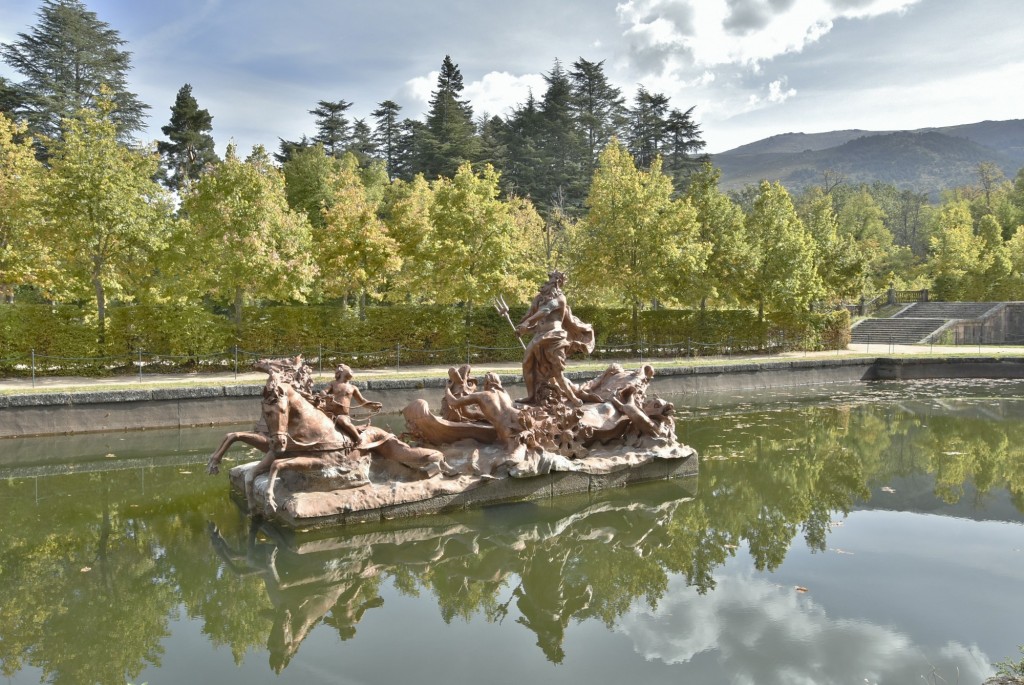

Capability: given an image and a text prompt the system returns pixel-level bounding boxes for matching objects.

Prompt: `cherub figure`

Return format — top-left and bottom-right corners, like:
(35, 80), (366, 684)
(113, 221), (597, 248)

(318, 364), (383, 444)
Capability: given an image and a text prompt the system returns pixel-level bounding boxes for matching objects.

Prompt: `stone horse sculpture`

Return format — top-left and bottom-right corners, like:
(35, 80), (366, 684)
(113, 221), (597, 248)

(209, 364), (449, 514)
(208, 370), (356, 512)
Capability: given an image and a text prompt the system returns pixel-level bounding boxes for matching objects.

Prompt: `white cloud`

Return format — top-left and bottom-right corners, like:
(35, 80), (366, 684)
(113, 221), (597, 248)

(402, 70), (546, 121)
(616, 0), (922, 74)
(617, 574), (994, 684)
(464, 71), (547, 119)
(402, 71), (439, 111)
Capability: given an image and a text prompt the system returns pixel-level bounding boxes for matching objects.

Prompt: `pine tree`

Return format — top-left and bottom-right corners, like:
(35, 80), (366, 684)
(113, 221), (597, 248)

(0, 0), (148, 142)
(420, 55), (480, 178)
(501, 92), (544, 199)
(392, 118), (428, 181)
(310, 99), (353, 157)
(348, 118), (376, 165)
(568, 59), (626, 178)
(0, 77), (21, 118)
(371, 100), (402, 179)
(157, 84), (217, 192)
(536, 60), (585, 213)
(628, 87), (670, 170)
(663, 106), (707, 188)
(274, 135), (313, 165)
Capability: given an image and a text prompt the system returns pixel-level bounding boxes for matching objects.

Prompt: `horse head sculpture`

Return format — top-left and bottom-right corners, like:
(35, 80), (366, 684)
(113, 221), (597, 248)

(262, 370), (292, 453)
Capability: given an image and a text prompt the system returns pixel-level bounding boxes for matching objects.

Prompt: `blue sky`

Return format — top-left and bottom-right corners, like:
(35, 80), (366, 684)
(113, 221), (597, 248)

(1, 0), (1022, 155)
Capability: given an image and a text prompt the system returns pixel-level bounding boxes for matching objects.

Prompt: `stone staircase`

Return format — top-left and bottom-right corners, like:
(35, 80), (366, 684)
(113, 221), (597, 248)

(851, 302), (1003, 345)
(850, 317), (949, 344)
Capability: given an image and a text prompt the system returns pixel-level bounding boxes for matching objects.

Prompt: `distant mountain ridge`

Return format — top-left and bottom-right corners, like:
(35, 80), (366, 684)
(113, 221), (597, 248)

(712, 119), (1024, 197)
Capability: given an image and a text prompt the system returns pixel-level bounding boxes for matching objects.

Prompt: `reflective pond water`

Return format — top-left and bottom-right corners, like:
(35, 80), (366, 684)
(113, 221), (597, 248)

(1, 378), (1023, 684)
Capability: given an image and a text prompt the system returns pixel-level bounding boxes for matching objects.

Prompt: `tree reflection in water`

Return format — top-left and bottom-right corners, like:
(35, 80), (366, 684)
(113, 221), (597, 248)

(2, 387), (1024, 681)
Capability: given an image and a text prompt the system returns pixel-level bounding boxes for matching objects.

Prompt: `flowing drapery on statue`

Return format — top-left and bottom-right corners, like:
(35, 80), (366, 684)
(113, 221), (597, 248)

(515, 271), (595, 406)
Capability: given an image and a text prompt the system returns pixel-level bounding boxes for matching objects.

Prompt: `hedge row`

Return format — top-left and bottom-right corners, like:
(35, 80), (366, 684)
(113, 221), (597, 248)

(0, 303), (849, 376)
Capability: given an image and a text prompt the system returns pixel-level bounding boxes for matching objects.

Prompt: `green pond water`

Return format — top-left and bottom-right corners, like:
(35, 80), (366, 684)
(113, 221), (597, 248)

(1, 378), (1023, 684)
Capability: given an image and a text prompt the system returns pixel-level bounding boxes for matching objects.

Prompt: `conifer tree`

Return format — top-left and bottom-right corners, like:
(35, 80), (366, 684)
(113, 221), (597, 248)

(371, 100), (402, 179)
(157, 83), (217, 192)
(348, 118), (376, 165)
(310, 99), (353, 158)
(1, 0), (148, 141)
(536, 60), (585, 212)
(663, 106), (707, 188)
(420, 55), (480, 178)
(568, 59), (626, 177)
(628, 87), (670, 170)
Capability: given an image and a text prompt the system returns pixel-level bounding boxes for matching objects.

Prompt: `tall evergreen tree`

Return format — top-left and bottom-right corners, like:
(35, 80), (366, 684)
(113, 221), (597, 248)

(0, 0), (148, 142)
(157, 83), (217, 192)
(348, 118), (376, 165)
(501, 92), (544, 199)
(476, 114), (510, 177)
(391, 118), (428, 181)
(371, 100), (402, 179)
(310, 99), (353, 157)
(420, 55), (480, 178)
(663, 106), (707, 188)
(568, 58), (626, 177)
(628, 87), (670, 170)
(0, 77), (21, 118)
(274, 135), (313, 165)
(536, 60), (585, 212)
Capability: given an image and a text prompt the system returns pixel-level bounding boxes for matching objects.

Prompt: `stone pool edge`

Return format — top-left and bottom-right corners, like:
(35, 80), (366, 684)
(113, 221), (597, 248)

(3, 356), (1024, 438)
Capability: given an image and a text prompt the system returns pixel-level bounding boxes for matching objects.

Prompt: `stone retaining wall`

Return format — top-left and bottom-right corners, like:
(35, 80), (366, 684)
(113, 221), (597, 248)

(2, 356), (1023, 439)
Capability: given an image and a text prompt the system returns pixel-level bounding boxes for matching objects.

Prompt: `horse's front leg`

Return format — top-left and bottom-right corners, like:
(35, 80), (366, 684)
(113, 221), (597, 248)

(266, 456), (323, 513)
(208, 432), (271, 475)
(245, 453), (276, 515)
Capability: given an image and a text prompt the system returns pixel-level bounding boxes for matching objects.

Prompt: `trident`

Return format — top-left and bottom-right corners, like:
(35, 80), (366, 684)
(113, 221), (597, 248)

(494, 294), (527, 350)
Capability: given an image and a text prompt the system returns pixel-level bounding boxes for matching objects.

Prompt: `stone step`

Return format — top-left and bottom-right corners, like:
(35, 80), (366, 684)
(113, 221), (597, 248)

(895, 302), (1000, 320)
(851, 318), (948, 344)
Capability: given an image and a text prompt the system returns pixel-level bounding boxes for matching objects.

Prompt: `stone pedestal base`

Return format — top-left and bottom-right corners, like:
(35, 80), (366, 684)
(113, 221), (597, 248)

(228, 441), (698, 529)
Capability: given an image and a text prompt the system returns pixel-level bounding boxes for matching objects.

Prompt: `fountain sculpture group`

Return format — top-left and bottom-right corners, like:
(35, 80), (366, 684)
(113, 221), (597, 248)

(207, 272), (697, 527)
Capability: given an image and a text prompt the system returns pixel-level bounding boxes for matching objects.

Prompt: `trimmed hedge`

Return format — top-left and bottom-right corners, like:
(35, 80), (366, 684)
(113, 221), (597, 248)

(0, 303), (849, 376)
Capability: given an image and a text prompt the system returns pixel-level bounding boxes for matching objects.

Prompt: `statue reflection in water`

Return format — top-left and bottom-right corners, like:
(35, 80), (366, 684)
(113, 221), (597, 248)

(208, 480), (696, 670)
